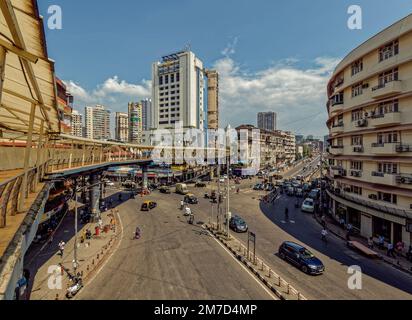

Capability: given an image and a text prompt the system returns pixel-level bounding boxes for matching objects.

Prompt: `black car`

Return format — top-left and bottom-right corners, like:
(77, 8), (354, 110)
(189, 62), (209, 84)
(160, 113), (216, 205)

(278, 241), (325, 275)
(184, 194), (198, 204)
(159, 186), (171, 194)
(229, 216), (248, 233)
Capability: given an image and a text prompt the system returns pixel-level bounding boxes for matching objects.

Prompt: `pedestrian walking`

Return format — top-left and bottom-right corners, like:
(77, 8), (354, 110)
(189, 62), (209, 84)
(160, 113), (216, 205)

(284, 207), (289, 222)
(98, 218), (103, 230)
(387, 243), (396, 258)
(58, 241), (65, 257)
(368, 237), (374, 249)
(378, 235), (385, 250)
(321, 228), (328, 242)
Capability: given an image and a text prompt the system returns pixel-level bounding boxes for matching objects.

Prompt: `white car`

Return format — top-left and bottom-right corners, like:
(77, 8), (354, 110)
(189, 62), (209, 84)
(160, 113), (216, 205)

(301, 198), (315, 213)
(106, 181), (115, 187)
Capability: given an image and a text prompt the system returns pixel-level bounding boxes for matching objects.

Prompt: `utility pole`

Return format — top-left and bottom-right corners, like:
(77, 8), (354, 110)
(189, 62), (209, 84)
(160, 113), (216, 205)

(217, 164), (221, 231)
(226, 125), (231, 239)
(73, 181), (79, 273)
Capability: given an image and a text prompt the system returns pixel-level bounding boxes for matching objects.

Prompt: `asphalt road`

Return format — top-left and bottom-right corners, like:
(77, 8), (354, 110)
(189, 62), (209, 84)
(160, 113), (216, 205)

(77, 189), (276, 300)
(186, 158), (412, 300)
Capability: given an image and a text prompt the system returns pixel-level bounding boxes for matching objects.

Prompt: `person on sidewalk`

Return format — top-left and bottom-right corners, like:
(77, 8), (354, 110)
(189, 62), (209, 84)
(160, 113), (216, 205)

(58, 241), (65, 257)
(387, 243), (396, 258)
(368, 237), (374, 249)
(378, 235), (385, 250)
(321, 228), (328, 242)
(396, 241), (405, 256)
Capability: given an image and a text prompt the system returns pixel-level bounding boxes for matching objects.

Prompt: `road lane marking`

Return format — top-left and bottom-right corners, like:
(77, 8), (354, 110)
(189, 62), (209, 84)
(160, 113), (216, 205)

(205, 229), (278, 300)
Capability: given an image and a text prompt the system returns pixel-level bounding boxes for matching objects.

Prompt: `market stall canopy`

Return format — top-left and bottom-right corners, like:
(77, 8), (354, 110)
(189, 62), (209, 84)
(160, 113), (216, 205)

(0, 0), (59, 135)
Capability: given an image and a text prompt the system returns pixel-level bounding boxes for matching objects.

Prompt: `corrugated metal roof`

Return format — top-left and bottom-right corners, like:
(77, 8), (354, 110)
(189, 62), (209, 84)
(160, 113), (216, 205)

(0, 0), (59, 135)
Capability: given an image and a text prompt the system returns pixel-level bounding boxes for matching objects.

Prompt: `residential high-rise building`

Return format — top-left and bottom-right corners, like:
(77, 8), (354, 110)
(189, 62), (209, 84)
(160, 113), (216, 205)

(141, 98), (152, 131)
(128, 102), (143, 143)
(85, 105), (111, 140)
(152, 50), (206, 131)
(71, 110), (83, 137)
(257, 112), (277, 131)
(326, 14), (412, 248)
(56, 77), (73, 134)
(206, 69), (219, 129)
(115, 112), (129, 142)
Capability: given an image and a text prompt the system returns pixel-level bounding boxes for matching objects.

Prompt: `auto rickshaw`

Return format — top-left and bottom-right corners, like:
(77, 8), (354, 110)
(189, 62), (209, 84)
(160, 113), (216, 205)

(141, 201), (157, 211)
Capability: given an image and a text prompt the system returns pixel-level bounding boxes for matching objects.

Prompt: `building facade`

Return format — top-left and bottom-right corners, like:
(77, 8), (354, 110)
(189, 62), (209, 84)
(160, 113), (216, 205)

(56, 77), (73, 134)
(206, 69), (219, 129)
(326, 14), (412, 247)
(71, 110), (83, 137)
(128, 102), (143, 143)
(85, 105), (111, 140)
(115, 112), (129, 142)
(257, 112), (277, 131)
(141, 98), (152, 131)
(151, 51), (206, 131)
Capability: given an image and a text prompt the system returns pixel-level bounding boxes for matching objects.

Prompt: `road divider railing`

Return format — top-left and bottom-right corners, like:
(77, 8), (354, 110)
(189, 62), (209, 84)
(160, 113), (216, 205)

(205, 224), (308, 301)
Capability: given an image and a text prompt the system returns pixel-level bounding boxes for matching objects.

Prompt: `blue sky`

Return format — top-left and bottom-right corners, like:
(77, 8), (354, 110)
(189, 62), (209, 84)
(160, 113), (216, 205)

(38, 0), (412, 137)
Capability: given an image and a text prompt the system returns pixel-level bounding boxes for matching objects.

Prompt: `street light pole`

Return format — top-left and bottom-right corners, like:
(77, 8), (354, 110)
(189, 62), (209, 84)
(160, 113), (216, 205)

(226, 125), (231, 239)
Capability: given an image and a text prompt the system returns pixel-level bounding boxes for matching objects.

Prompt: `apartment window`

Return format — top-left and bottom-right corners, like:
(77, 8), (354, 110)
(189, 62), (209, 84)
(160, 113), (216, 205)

(378, 163), (398, 174)
(171, 108), (175, 112)
(171, 91), (175, 94)
(176, 73), (180, 82)
(159, 76), (163, 85)
(351, 59), (363, 76)
(337, 138), (343, 147)
(352, 83), (363, 97)
(378, 68), (398, 87)
(171, 102), (176, 106)
(377, 131), (398, 144)
(350, 185), (362, 195)
(170, 74), (175, 83)
(159, 121), (168, 125)
(165, 75), (169, 84)
(379, 40), (399, 62)
(351, 109), (363, 122)
(160, 115), (164, 119)
(378, 192), (397, 204)
(351, 161), (363, 171)
(351, 135), (363, 146)
(171, 96), (175, 100)
(374, 100), (399, 116)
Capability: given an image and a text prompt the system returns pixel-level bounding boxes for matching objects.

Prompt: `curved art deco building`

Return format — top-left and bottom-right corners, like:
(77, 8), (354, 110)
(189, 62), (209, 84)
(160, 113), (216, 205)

(326, 14), (412, 247)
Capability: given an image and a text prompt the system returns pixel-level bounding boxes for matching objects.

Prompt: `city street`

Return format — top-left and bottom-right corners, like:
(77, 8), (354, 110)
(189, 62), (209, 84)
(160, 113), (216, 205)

(77, 187), (277, 300)
(183, 162), (412, 300)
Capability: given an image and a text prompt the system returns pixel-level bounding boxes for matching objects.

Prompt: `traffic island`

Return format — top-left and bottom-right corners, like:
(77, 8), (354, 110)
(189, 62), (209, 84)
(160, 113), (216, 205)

(205, 224), (307, 301)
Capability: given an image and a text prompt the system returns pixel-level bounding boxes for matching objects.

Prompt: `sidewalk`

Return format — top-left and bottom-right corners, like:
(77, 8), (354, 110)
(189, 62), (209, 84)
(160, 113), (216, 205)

(316, 214), (412, 275)
(25, 207), (121, 300)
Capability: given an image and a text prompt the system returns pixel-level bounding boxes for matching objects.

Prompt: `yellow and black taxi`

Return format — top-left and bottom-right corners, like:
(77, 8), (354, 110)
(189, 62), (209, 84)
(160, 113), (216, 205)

(141, 201), (157, 211)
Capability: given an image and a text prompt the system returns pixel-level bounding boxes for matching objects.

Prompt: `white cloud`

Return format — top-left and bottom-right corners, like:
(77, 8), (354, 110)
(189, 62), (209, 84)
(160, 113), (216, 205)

(64, 76), (151, 110)
(213, 55), (340, 137)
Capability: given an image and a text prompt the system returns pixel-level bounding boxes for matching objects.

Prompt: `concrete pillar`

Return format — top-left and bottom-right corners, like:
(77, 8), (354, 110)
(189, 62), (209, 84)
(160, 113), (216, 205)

(89, 174), (101, 221)
(142, 166), (148, 189)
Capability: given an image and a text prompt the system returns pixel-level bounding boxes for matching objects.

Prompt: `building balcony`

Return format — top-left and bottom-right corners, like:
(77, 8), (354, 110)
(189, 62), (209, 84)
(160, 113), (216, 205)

(369, 112), (401, 128)
(330, 124), (344, 135)
(370, 171), (397, 186)
(396, 144), (412, 153)
(328, 146), (344, 155)
(353, 145), (364, 153)
(371, 81), (403, 99)
(330, 103), (344, 115)
(350, 169), (363, 178)
(354, 119), (368, 128)
(330, 166), (347, 177)
(371, 142), (398, 155)
(396, 174), (412, 185)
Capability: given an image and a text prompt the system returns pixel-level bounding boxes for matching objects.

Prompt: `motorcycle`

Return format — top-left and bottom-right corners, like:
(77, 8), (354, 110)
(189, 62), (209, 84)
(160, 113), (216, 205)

(66, 278), (83, 299)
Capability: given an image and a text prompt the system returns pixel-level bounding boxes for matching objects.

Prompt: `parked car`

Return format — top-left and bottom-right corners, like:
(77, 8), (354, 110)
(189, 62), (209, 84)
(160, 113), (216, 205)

(229, 215), (248, 233)
(301, 198), (315, 213)
(286, 187), (295, 196)
(195, 181), (207, 188)
(308, 189), (320, 200)
(295, 188), (303, 198)
(278, 241), (325, 275)
(184, 194), (199, 204)
(141, 201), (157, 211)
(159, 186), (171, 194)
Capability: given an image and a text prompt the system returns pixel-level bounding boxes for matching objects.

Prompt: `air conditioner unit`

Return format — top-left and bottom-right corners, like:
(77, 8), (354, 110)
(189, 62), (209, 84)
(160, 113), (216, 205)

(357, 119), (367, 127)
(353, 146), (364, 153)
(369, 194), (378, 200)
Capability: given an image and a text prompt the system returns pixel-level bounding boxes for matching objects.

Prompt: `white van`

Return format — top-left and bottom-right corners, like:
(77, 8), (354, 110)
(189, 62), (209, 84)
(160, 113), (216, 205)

(175, 183), (189, 195)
